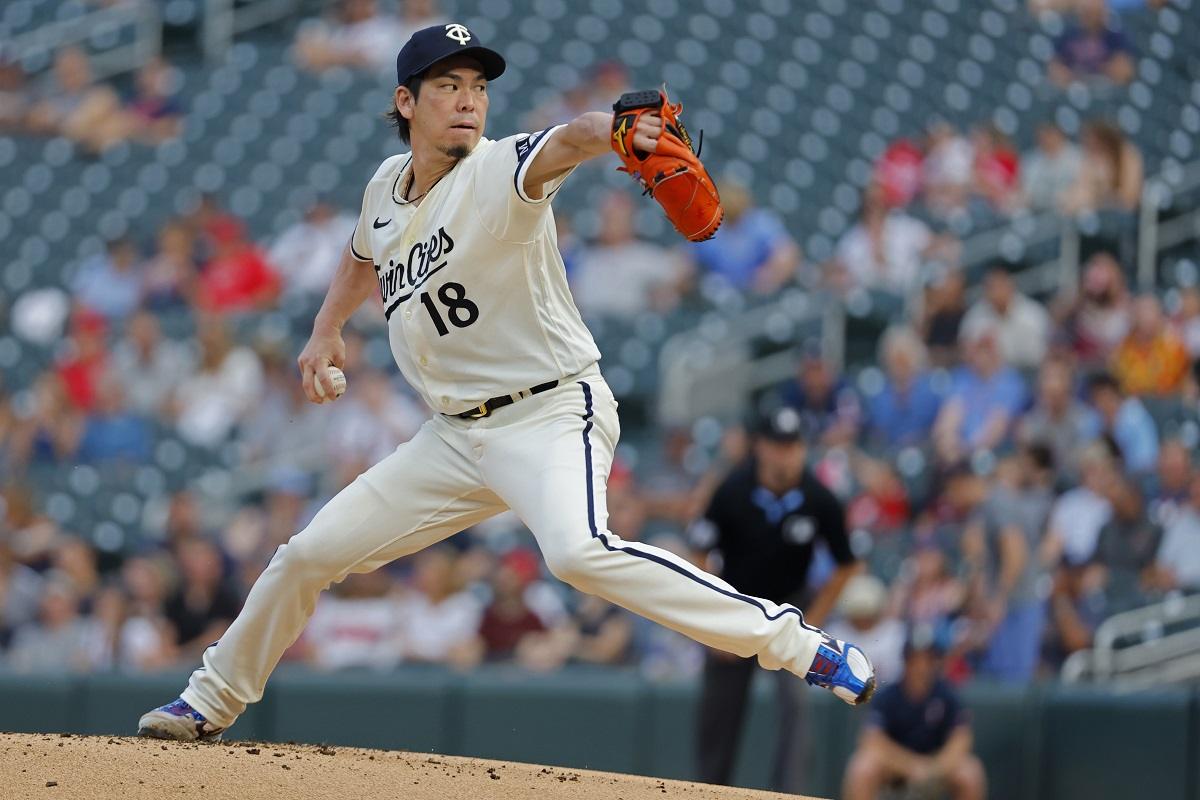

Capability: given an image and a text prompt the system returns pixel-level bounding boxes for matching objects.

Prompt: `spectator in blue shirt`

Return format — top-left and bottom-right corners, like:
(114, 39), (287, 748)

(77, 376), (152, 464)
(70, 236), (145, 322)
(933, 326), (1028, 465)
(864, 327), (944, 451)
(780, 345), (861, 448)
(1048, 0), (1135, 89)
(842, 627), (985, 800)
(687, 180), (801, 294)
(1086, 371), (1158, 474)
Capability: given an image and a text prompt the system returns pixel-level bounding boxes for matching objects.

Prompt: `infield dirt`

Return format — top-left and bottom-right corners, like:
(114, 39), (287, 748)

(0, 732), (822, 800)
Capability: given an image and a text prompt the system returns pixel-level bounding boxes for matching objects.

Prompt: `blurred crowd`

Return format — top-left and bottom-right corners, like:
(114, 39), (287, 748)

(1, 0), (1196, 703)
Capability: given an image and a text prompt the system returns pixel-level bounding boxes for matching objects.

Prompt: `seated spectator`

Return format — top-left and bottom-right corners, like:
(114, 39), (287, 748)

(110, 57), (183, 146)
(0, 58), (31, 131)
(115, 555), (179, 671)
(477, 549), (551, 662)
(1061, 120), (1143, 215)
(933, 326), (1027, 464)
(1087, 475), (1161, 612)
(1055, 251), (1132, 362)
(572, 191), (686, 318)
(26, 47), (126, 153)
(847, 457), (911, 535)
(1048, 0), (1135, 89)
(780, 346), (862, 448)
(517, 594), (634, 672)
(1146, 439), (1192, 527)
(76, 376), (152, 464)
(269, 200), (357, 300)
(9, 372), (84, 467)
(70, 237), (145, 323)
(110, 310), (196, 419)
(831, 183), (938, 297)
(688, 180), (801, 294)
(195, 218), (282, 314)
(970, 122), (1020, 213)
(6, 575), (109, 673)
(842, 628), (985, 800)
(0, 535), (44, 647)
(294, 0), (405, 74)
(1043, 443), (1119, 567)
(918, 266), (968, 368)
(891, 544), (966, 632)
(964, 443), (1056, 682)
(141, 221), (198, 309)
(863, 327), (943, 451)
(825, 574), (906, 686)
(1022, 121), (1083, 212)
(1086, 371), (1158, 473)
(170, 317), (264, 447)
(52, 537), (102, 609)
(55, 308), (111, 413)
(872, 136), (925, 209)
(1044, 560), (1108, 668)
(187, 194), (241, 262)
(960, 265), (1050, 369)
(560, 595), (632, 666)
(163, 537), (242, 660)
(300, 571), (404, 671)
(1111, 294), (1191, 396)
(1017, 357), (1101, 483)
(398, 547), (483, 667)
(327, 368), (426, 468)
(1172, 286), (1200, 364)
(1148, 472), (1200, 593)
(921, 121), (974, 223)
(238, 349), (329, 465)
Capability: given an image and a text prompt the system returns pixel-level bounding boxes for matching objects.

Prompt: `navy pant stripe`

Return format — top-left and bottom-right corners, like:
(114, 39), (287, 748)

(576, 381), (820, 631)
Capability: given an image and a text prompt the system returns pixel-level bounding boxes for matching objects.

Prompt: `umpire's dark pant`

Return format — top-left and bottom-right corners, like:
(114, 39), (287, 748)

(695, 650), (808, 792)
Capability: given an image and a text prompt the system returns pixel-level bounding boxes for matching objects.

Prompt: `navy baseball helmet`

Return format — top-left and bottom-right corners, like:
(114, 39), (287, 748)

(396, 23), (506, 86)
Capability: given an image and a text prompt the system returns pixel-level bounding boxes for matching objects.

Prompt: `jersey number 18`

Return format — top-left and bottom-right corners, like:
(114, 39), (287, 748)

(419, 281), (479, 336)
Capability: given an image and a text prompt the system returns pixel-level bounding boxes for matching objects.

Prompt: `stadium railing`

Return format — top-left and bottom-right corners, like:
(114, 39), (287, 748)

(1063, 592), (1200, 690)
(5, 0), (161, 81)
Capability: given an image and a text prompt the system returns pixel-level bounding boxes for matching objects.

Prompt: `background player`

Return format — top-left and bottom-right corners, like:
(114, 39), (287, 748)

(137, 22), (874, 742)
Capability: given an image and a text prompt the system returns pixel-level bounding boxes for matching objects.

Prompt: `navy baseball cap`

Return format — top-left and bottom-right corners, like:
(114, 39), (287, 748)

(395, 23), (506, 86)
(755, 406), (807, 443)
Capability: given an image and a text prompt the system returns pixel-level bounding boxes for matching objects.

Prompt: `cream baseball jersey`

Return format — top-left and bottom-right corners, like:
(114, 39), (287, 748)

(349, 125), (601, 415)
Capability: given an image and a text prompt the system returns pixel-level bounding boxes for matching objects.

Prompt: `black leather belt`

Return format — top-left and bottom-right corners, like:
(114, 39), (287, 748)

(451, 380), (559, 419)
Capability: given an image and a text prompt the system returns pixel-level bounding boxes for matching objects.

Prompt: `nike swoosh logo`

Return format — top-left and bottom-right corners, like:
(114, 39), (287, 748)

(373, 218), (391, 229)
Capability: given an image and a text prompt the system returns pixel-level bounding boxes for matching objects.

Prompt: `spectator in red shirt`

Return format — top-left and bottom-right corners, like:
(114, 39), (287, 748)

(873, 138), (925, 208)
(56, 308), (110, 412)
(196, 218), (282, 313)
(477, 549), (548, 661)
(971, 123), (1020, 213)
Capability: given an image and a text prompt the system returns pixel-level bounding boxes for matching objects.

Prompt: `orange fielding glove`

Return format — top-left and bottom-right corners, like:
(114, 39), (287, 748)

(610, 88), (723, 243)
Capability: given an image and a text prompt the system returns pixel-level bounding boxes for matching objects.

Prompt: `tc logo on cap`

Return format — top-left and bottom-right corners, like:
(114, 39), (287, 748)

(444, 23), (472, 44)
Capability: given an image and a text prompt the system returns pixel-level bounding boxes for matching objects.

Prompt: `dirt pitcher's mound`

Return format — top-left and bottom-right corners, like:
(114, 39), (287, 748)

(1, 733), (823, 800)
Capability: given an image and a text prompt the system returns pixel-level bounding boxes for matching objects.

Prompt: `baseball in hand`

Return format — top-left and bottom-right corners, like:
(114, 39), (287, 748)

(314, 365), (347, 400)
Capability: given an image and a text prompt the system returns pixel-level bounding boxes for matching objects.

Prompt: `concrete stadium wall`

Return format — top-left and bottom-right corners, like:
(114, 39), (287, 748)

(0, 666), (1194, 800)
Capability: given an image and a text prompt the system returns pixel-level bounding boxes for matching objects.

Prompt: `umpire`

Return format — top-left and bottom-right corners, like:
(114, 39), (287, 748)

(689, 406), (860, 791)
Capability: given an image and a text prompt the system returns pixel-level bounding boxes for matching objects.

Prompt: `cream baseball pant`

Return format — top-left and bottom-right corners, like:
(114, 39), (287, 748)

(181, 366), (824, 727)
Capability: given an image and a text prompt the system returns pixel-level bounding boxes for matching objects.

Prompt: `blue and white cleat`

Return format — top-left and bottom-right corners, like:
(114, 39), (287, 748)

(137, 698), (225, 742)
(804, 634), (876, 706)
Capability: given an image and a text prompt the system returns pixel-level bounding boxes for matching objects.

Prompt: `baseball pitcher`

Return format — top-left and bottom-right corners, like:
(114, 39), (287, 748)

(138, 23), (874, 742)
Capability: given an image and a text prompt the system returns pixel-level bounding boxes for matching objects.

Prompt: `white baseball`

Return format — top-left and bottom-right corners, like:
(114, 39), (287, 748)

(315, 365), (347, 400)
